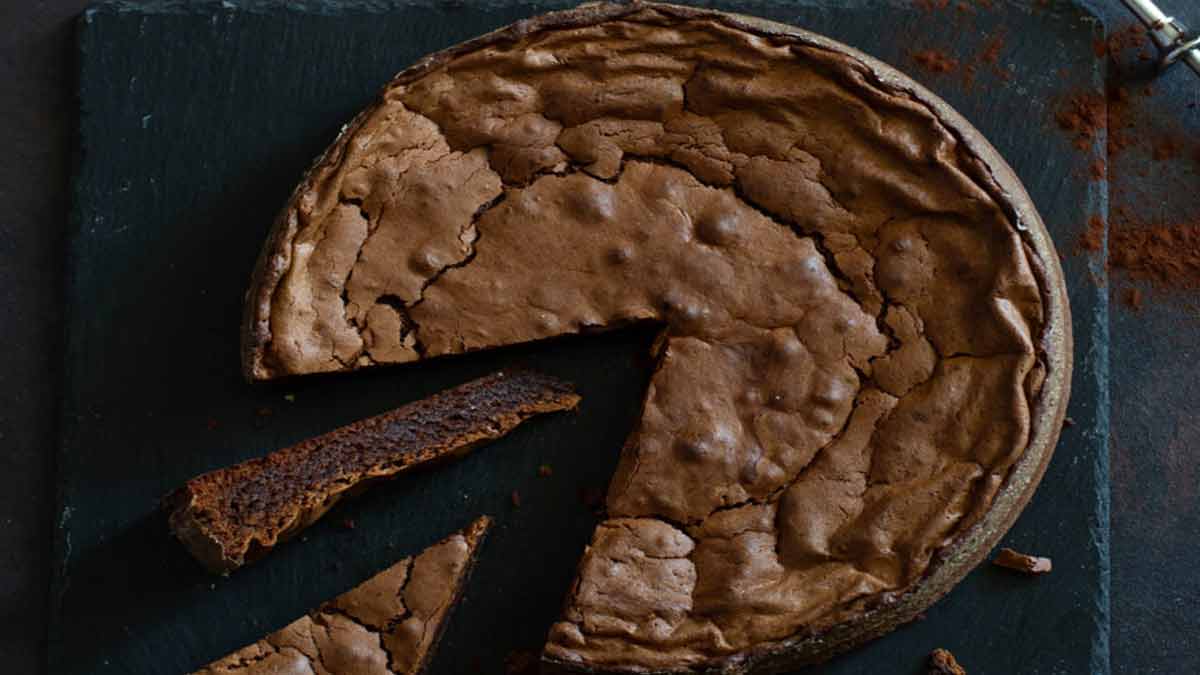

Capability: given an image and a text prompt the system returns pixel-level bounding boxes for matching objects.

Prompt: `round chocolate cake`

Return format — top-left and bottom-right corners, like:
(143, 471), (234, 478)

(242, 2), (1071, 672)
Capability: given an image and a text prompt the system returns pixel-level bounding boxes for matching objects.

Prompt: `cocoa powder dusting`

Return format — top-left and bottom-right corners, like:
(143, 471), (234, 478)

(1109, 214), (1200, 290)
(1152, 137), (1180, 161)
(1056, 94), (1105, 151)
(1107, 23), (1150, 62)
(979, 31), (1005, 65)
(1122, 287), (1144, 311)
(1079, 215), (1105, 253)
(912, 49), (959, 74)
(915, 0), (951, 11)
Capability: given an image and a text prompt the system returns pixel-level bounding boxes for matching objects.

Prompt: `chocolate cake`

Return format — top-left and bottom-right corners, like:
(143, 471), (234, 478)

(240, 2), (1071, 671)
(193, 516), (490, 674)
(167, 371), (577, 574)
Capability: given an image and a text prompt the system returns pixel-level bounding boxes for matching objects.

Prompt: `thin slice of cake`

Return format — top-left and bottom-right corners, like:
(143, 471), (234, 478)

(167, 371), (577, 573)
(193, 516), (490, 674)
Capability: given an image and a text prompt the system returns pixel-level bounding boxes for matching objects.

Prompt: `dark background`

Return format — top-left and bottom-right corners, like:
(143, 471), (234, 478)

(3, 0), (1197, 673)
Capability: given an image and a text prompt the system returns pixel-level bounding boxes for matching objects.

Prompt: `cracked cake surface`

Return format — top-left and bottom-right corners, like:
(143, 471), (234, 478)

(242, 2), (1070, 671)
(193, 516), (489, 674)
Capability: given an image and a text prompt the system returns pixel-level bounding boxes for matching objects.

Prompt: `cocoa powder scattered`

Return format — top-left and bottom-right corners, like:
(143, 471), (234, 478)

(1079, 215), (1105, 252)
(915, 0), (951, 11)
(1152, 137), (1180, 161)
(1122, 287), (1144, 311)
(909, 27), (1008, 87)
(979, 31), (1005, 65)
(913, 49), (958, 74)
(1109, 216), (1200, 289)
(1057, 94), (1105, 151)
(1107, 23), (1150, 62)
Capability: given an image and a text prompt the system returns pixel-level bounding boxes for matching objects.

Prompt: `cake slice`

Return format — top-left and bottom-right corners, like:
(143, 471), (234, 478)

(167, 371), (577, 573)
(193, 516), (490, 674)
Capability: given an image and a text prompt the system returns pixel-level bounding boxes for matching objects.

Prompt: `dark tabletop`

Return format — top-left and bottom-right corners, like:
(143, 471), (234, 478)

(2, 1), (1197, 673)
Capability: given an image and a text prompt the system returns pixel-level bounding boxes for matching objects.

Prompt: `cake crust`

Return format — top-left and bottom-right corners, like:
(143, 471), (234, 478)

(239, 2), (1071, 672)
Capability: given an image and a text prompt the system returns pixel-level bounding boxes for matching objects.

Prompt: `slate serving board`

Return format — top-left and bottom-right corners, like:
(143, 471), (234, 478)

(55, 1), (1109, 673)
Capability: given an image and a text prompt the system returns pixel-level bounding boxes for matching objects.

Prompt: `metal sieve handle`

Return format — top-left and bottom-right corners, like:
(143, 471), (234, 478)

(1120, 0), (1200, 78)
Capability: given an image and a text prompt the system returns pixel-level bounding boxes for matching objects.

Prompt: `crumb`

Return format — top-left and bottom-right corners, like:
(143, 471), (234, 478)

(505, 649), (539, 675)
(256, 406), (273, 417)
(284, 393), (296, 402)
(1063, 416), (1075, 428)
(929, 648), (967, 674)
(342, 518), (356, 530)
(538, 464), (554, 477)
(993, 547), (1053, 575)
(1122, 287), (1144, 311)
(206, 418), (220, 431)
(511, 490), (522, 508)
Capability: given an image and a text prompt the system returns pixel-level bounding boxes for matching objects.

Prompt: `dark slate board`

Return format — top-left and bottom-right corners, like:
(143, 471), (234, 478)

(55, 1), (1109, 673)
(1095, 3), (1200, 671)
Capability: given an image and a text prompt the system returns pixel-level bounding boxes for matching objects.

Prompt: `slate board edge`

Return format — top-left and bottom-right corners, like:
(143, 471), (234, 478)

(51, 1), (1113, 672)
(47, 10), (93, 673)
(1089, 7), (1113, 671)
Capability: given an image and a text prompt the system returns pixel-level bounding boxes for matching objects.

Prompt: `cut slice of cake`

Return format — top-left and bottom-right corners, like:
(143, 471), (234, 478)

(193, 516), (490, 674)
(167, 371), (577, 573)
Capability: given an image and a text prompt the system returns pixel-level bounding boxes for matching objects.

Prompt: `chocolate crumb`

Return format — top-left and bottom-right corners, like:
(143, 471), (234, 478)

(538, 464), (554, 477)
(929, 648), (967, 674)
(511, 490), (522, 508)
(256, 406), (273, 417)
(993, 547), (1053, 575)
(342, 518), (356, 530)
